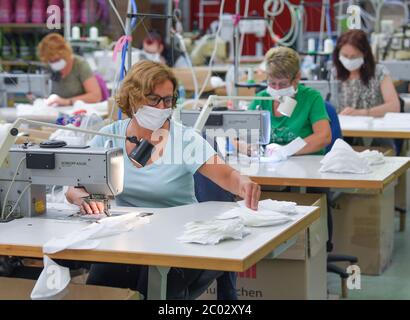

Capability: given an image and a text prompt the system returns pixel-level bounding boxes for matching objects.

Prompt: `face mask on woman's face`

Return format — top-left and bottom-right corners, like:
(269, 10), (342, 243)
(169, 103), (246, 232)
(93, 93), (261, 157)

(49, 59), (67, 72)
(266, 85), (296, 99)
(134, 105), (173, 131)
(339, 55), (364, 71)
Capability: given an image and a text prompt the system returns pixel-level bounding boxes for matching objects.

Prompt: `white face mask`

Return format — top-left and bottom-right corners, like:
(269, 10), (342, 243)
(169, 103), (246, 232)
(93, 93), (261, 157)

(267, 85), (296, 99)
(339, 55), (364, 71)
(141, 50), (161, 62)
(134, 105), (173, 131)
(49, 59), (67, 72)
(267, 85), (297, 117)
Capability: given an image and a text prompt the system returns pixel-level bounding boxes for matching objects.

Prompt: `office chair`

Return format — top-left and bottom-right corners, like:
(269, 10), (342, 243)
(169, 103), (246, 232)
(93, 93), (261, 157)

(94, 73), (110, 102)
(324, 101), (358, 298)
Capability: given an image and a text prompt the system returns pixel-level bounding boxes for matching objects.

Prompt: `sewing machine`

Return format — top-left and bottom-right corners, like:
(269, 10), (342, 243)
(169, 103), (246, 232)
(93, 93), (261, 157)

(180, 108), (271, 155)
(0, 73), (51, 108)
(0, 144), (124, 222)
(300, 80), (340, 107)
(190, 34), (229, 66)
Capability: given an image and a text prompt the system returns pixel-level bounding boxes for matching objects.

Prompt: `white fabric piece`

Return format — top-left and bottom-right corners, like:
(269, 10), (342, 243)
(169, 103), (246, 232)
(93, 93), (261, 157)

(30, 256), (71, 300)
(177, 219), (249, 245)
(237, 199), (298, 215)
(320, 139), (371, 174)
(43, 212), (150, 254)
(373, 112), (410, 129)
(357, 149), (385, 166)
(70, 101), (108, 117)
(338, 115), (373, 129)
(16, 99), (59, 117)
(264, 137), (307, 162)
(216, 206), (293, 227)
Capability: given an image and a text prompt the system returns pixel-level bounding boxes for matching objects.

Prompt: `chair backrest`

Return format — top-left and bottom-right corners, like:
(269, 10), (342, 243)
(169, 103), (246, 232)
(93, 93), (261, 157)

(194, 137), (235, 203)
(324, 101), (343, 154)
(194, 172), (235, 202)
(94, 73), (110, 102)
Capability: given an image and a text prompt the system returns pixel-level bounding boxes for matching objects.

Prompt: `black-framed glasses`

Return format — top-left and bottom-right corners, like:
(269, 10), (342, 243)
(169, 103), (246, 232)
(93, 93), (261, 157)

(267, 78), (294, 89)
(145, 94), (178, 108)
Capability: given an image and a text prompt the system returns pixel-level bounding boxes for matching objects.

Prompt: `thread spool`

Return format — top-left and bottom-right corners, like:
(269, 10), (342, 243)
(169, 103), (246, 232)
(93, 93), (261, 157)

(71, 26), (80, 40)
(89, 26), (99, 40)
(324, 38), (334, 54)
(308, 38), (315, 53)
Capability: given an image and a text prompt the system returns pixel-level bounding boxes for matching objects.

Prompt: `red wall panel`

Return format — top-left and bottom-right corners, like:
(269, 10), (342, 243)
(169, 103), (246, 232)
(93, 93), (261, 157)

(190, 0), (337, 55)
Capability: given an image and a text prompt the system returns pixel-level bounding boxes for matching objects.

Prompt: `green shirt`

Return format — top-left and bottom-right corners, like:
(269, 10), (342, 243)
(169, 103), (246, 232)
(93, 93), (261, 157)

(248, 84), (330, 155)
(51, 55), (93, 99)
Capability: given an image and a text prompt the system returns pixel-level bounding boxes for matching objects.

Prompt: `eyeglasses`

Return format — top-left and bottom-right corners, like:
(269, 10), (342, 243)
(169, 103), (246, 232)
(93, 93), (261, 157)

(145, 94), (178, 108)
(267, 78), (293, 89)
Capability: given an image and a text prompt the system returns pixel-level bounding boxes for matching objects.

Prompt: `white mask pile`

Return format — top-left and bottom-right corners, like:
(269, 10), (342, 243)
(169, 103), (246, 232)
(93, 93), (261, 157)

(216, 207), (293, 227)
(177, 219), (250, 245)
(319, 139), (385, 174)
(31, 212), (150, 299)
(237, 199), (298, 215)
(357, 149), (385, 166)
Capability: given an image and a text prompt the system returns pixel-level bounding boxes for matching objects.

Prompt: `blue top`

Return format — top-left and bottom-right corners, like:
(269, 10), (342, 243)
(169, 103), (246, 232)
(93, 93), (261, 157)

(89, 119), (216, 208)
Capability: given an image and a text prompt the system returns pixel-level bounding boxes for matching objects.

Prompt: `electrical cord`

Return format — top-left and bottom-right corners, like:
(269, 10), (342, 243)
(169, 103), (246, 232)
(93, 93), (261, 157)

(108, 0), (126, 33)
(1, 156), (26, 220)
(195, 0), (227, 108)
(5, 182), (32, 220)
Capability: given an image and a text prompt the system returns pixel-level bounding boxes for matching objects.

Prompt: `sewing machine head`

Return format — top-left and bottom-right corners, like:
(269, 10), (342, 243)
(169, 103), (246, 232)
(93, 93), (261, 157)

(0, 144), (124, 222)
(180, 109), (271, 154)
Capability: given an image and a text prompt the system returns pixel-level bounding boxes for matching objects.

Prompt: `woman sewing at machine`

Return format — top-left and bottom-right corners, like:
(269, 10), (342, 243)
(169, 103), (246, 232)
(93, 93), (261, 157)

(245, 46), (331, 156)
(37, 33), (102, 106)
(332, 29), (400, 117)
(65, 60), (260, 300)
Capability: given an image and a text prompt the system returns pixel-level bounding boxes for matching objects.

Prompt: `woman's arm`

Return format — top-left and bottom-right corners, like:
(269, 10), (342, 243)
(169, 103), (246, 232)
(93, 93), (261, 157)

(368, 75), (400, 117)
(340, 75), (400, 117)
(296, 120), (332, 155)
(48, 76), (103, 106)
(198, 155), (261, 210)
(66, 186), (104, 214)
(70, 76), (103, 104)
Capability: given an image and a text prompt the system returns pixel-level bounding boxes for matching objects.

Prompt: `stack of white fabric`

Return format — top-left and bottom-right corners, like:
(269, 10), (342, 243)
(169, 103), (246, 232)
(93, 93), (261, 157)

(31, 212), (149, 299)
(374, 112), (410, 129)
(16, 99), (58, 117)
(319, 139), (384, 174)
(217, 199), (295, 227)
(238, 199), (298, 215)
(357, 149), (385, 166)
(177, 219), (249, 245)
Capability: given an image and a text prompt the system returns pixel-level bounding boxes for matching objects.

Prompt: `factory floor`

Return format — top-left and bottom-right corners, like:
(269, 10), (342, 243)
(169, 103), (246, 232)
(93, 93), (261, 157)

(327, 214), (410, 300)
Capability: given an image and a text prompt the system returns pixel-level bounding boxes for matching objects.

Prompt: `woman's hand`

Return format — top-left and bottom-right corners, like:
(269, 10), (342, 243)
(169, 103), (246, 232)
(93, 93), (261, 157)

(339, 107), (367, 116)
(198, 156), (261, 210)
(238, 176), (261, 211)
(66, 186), (105, 215)
(46, 94), (71, 107)
(78, 199), (105, 215)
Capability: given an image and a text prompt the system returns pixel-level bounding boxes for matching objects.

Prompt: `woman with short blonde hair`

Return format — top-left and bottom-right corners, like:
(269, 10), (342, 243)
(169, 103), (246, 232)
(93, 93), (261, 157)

(248, 46), (331, 155)
(37, 33), (102, 106)
(66, 60), (260, 300)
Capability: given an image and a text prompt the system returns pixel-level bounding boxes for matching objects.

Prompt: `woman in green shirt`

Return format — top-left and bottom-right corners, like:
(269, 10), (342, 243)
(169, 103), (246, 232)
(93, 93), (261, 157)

(248, 47), (331, 155)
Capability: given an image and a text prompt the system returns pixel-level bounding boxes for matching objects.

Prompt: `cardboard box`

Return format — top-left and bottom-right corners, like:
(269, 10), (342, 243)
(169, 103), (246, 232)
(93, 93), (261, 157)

(332, 183), (395, 275)
(199, 192), (328, 300)
(200, 247), (326, 300)
(173, 68), (214, 93)
(0, 277), (141, 300)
